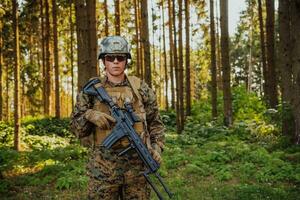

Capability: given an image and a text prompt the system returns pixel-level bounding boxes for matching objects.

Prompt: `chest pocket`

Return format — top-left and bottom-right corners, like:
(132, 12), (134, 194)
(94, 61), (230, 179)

(92, 85), (145, 147)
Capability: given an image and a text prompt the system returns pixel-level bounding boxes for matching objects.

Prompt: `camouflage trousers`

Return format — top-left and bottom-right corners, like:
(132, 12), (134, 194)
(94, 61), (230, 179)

(87, 146), (151, 200)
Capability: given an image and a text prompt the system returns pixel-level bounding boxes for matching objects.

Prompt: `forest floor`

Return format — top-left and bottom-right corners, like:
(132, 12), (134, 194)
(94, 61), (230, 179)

(2, 86), (300, 200)
(0, 114), (300, 200)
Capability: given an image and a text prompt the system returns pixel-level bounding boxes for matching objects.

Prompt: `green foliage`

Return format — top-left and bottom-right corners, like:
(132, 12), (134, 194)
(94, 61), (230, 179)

(1, 91), (300, 199)
(22, 116), (73, 138)
(160, 93), (300, 199)
(0, 122), (14, 146)
(232, 86), (266, 121)
(0, 117), (87, 198)
(160, 110), (177, 130)
(0, 117), (74, 149)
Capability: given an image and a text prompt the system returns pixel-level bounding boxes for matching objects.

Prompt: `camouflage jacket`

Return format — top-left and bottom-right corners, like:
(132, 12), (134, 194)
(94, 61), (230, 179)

(70, 76), (165, 149)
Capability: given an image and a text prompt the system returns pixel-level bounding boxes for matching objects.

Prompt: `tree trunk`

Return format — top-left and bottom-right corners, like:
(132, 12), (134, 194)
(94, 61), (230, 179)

(70, 0), (75, 108)
(172, 0), (180, 133)
(210, 0), (217, 119)
(247, 0), (253, 92)
(162, 0), (169, 110)
(12, 0), (21, 151)
(290, 0), (300, 144)
(220, 0), (233, 126)
(0, 25), (3, 121)
(114, 0), (120, 35)
(75, 0), (89, 91)
(40, 0), (46, 115)
(52, 0), (60, 118)
(141, 0), (151, 87)
(168, 0), (175, 109)
(151, 2), (156, 86)
(178, 0), (184, 131)
(44, 0), (51, 116)
(266, 0), (278, 108)
(138, 0), (144, 79)
(215, 0), (222, 90)
(185, 0), (191, 116)
(158, 29), (163, 107)
(87, 0), (98, 75)
(21, 82), (25, 118)
(5, 63), (9, 121)
(75, 0), (98, 91)
(75, 0), (98, 146)
(134, 0), (141, 77)
(279, 0), (293, 137)
(104, 0), (109, 36)
(258, 0), (267, 97)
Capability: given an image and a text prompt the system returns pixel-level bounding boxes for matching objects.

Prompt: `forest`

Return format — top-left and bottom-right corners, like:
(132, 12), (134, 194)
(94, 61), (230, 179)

(0, 0), (300, 199)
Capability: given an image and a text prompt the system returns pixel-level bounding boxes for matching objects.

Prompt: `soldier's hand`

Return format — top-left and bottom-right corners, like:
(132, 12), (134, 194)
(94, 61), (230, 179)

(84, 109), (116, 129)
(151, 143), (162, 164)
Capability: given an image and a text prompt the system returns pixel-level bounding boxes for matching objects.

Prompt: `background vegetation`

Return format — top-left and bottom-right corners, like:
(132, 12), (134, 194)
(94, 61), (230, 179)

(1, 88), (300, 199)
(1, 0), (300, 199)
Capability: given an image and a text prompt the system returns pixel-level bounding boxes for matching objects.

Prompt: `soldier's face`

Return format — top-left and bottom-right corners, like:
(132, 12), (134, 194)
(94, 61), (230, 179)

(104, 54), (127, 76)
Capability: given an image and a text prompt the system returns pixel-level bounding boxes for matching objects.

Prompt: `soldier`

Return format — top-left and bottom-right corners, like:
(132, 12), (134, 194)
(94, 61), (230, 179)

(70, 36), (165, 200)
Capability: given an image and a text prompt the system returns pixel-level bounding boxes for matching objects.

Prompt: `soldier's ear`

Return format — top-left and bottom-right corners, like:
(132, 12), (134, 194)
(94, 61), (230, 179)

(125, 60), (129, 69)
(101, 58), (106, 70)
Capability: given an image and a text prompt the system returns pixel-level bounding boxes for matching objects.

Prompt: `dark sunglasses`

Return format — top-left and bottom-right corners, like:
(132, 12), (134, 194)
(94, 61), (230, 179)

(104, 55), (127, 62)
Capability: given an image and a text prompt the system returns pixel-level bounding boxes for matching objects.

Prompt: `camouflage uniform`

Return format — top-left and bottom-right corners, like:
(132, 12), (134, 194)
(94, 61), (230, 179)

(70, 76), (165, 200)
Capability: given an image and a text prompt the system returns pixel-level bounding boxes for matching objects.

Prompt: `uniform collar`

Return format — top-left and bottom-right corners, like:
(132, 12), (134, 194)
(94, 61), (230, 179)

(104, 75), (129, 87)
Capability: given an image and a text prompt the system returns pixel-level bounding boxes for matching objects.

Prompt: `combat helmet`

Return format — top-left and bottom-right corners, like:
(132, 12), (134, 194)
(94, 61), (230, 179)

(98, 36), (131, 59)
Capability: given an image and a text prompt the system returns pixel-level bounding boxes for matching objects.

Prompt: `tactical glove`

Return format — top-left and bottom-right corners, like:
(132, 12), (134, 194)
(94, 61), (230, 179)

(151, 143), (162, 164)
(84, 109), (116, 129)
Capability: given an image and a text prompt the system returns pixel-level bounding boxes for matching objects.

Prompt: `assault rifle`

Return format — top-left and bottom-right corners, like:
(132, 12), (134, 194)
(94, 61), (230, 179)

(83, 78), (173, 200)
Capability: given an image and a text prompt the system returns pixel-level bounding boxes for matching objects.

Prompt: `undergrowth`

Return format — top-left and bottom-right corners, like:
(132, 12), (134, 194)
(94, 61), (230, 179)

(0, 87), (299, 199)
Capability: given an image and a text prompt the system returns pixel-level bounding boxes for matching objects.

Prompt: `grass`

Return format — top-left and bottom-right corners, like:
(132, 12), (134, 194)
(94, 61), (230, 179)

(0, 111), (300, 200)
(159, 130), (300, 200)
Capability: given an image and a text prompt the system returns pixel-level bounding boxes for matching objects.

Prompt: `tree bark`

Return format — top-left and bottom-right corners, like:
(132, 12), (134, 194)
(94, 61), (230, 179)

(247, 0), (253, 92)
(75, 0), (88, 91)
(52, 0), (60, 118)
(258, 0), (268, 97)
(266, 0), (278, 108)
(178, 0), (184, 131)
(215, 0), (222, 90)
(12, 0), (21, 151)
(141, 0), (151, 87)
(290, 0), (300, 144)
(134, 0), (141, 77)
(172, 0), (180, 133)
(104, 0), (109, 36)
(0, 25), (3, 121)
(40, 0), (46, 115)
(138, 0), (144, 79)
(220, 0), (233, 126)
(158, 28), (163, 107)
(75, 0), (98, 91)
(278, 0), (293, 136)
(87, 0), (98, 75)
(5, 63), (9, 121)
(70, 0), (75, 108)
(168, 0), (175, 109)
(44, 0), (51, 116)
(210, 0), (217, 119)
(162, 0), (169, 110)
(151, 2), (156, 86)
(75, 0), (98, 146)
(185, 0), (191, 116)
(114, 0), (120, 35)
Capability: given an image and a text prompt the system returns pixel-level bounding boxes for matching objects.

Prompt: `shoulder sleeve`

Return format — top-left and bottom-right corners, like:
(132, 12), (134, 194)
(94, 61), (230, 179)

(70, 91), (95, 138)
(138, 80), (165, 149)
